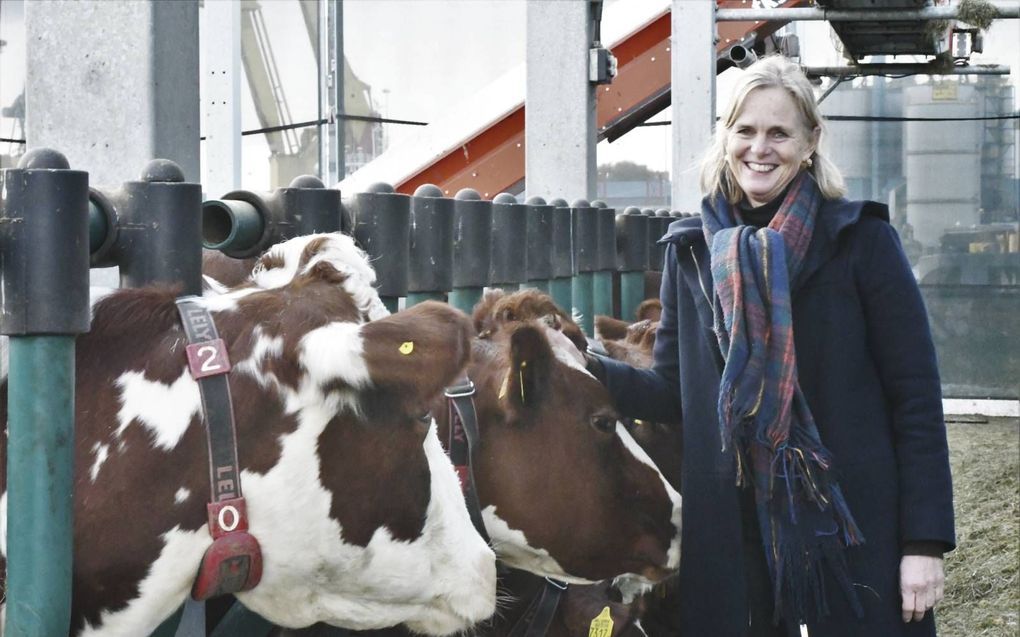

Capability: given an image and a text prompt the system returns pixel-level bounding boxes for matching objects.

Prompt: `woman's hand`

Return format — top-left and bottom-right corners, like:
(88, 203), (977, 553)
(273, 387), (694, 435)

(900, 554), (945, 622)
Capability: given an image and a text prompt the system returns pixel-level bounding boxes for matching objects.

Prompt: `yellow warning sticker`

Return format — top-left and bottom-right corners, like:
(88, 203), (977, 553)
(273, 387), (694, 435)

(399, 341), (414, 355)
(588, 606), (614, 637)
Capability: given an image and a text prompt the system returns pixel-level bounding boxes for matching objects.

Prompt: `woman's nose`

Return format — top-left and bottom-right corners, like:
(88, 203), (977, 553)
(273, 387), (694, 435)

(749, 134), (770, 156)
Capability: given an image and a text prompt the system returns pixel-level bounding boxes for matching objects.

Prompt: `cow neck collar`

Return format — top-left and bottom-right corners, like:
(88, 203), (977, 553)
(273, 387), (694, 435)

(175, 296), (262, 603)
(176, 297), (244, 506)
(444, 377), (489, 543)
(444, 377), (567, 637)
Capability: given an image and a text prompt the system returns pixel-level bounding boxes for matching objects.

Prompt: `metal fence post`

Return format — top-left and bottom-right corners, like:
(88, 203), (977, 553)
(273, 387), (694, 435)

(349, 183), (410, 314)
(523, 196), (553, 293)
(489, 193), (528, 292)
(407, 184), (454, 307)
(89, 159), (204, 294)
(571, 199), (597, 336)
(0, 148), (90, 637)
(592, 200), (616, 321)
(449, 189), (492, 315)
(617, 207), (649, 321)
(548, 198), (574, 312)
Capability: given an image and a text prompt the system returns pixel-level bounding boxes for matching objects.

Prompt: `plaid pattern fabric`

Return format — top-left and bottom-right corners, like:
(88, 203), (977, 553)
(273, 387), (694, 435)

(701, 172), (864, 623)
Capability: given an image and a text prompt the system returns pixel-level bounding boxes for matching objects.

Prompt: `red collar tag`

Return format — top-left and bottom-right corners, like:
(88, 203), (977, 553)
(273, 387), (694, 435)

(185, 338), (232, 379)
(192, 497), (263, 601)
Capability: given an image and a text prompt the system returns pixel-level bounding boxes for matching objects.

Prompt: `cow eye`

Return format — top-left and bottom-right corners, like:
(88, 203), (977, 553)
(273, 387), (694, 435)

(591, 415), (616, 434)
(416, 411), (433, 424)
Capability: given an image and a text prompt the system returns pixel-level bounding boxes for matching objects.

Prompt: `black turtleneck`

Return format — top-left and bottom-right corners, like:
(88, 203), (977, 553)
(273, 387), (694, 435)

(735, 181), (793, 228)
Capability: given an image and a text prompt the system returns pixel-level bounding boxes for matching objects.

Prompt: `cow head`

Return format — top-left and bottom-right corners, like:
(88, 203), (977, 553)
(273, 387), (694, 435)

(594, 301), (681, 493)
(1, 233), (496, 636)
(446, 290), (681, 590)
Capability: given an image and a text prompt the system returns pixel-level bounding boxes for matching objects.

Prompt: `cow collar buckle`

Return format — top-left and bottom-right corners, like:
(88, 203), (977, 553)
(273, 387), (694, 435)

(543, 577), (568, 591)
(444, 379), (475, 399)
(175, 296), (263, 601)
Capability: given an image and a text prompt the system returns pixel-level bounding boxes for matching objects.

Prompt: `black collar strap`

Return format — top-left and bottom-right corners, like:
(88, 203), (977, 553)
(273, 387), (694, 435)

(175, 296), (262, 602)
(445, 378), (567, 636)
(506, 576), (569, 637)
(445, 377), (489, 544)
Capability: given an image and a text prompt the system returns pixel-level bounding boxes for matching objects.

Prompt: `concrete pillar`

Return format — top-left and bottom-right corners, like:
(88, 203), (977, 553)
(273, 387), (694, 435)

(671, 0), (715, 212)
(24, 0), (200, 188)
(525, 1), (596, 203)
(204, 0), (242, 198)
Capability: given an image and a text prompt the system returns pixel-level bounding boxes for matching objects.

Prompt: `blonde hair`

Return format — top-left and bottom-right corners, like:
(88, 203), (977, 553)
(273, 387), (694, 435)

(699, 55), (846, 202)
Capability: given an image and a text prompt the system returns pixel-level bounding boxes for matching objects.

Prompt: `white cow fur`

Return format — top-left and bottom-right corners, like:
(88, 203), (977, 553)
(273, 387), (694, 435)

(0, 233), (497, 636)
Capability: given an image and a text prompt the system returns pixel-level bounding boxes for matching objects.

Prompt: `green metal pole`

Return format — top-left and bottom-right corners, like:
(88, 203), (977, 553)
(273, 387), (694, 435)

(449, 287), (484, 315)
(571, 272), (594, 336)
(549, 277), (572, 314)
(405, 291), (445, 307)
(6, 336), (75, 637)
(620, 271), (645, 322)
(593, 271), (613, 320)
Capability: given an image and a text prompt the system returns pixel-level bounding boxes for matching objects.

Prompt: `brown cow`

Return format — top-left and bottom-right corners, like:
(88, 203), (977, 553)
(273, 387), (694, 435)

(0, 233), (496, 636)
(457, 293), (680, 586)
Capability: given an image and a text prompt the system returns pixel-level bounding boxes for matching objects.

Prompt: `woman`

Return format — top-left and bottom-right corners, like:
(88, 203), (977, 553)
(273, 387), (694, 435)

(589, 56), (954, 636)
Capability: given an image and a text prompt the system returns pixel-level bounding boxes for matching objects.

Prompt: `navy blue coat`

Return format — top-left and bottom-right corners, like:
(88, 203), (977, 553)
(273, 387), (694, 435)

(600, 198), (955, 637)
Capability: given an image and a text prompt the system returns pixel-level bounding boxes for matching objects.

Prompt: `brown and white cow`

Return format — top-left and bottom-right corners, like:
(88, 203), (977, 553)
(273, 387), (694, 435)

(0, 233), (496, 636)
(464, 290), (681, 592)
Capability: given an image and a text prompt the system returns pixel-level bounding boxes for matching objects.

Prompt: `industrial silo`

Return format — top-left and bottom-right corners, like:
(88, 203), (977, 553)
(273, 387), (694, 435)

(820, 82), (872, 200)
(903, 80), (982, 248)
(821, 79), (905, 203)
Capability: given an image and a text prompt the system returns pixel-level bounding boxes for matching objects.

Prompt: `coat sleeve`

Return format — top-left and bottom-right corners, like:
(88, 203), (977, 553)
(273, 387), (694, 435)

(600, 243), (684, 424)
(856, 218), (956, 550)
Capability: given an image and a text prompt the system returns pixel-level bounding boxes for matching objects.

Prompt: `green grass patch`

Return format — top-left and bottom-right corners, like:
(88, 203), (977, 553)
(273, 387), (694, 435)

(938, 418), (1019, 637)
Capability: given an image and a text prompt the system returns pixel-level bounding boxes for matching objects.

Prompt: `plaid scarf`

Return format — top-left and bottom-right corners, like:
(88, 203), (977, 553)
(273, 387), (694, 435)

(701, 172), (864, 623)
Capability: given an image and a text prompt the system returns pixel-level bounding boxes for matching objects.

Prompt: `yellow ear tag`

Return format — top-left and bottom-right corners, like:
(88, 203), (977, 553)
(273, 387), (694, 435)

(399, 341), (414, 355)
(588, 606), (614, 637)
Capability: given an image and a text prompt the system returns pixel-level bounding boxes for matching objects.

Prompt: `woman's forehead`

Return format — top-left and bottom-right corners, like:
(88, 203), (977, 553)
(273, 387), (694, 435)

(733, 87), (809, 130)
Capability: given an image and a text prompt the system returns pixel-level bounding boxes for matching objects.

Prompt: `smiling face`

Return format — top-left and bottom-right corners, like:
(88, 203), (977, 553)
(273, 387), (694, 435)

(725, 86), (819, 208)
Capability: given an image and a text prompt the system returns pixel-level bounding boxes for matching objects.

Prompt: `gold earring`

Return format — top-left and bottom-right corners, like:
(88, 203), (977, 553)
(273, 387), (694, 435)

(802, 156), (814, 169)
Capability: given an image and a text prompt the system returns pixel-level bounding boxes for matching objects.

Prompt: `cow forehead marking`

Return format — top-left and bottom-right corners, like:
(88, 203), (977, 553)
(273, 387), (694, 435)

(115, 370), (200, 451)
(481, 505), (595, 585)
(542, 326), (591, 377)
(615, 423), (682, 570)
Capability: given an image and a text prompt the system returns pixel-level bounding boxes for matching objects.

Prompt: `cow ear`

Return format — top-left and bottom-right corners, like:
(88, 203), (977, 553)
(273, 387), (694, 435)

(359, 301), (474, 405)
(595, 315), (629, 341)
(504, 324), (553, 411)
